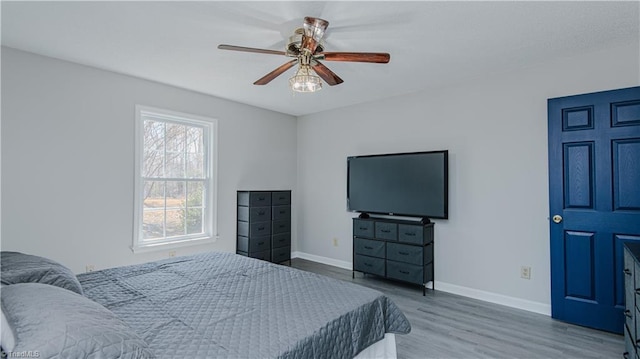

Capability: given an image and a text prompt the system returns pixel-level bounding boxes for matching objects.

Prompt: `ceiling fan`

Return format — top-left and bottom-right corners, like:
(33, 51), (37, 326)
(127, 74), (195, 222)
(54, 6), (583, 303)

(218, 16), (390, 92)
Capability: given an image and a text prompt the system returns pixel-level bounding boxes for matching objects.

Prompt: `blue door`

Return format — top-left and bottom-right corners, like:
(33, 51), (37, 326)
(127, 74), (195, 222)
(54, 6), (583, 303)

(548, 86), (640, 334)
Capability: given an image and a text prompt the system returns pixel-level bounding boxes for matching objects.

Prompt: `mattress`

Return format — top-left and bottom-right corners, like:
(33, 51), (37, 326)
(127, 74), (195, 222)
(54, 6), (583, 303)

(76, 252), (411, 358)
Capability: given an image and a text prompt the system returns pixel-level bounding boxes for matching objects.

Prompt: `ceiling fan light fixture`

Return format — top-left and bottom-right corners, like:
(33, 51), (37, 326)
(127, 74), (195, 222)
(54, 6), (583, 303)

(303, 17), (329, 41)
(301, 17), (329, 54)
(289, 65), (322, 93)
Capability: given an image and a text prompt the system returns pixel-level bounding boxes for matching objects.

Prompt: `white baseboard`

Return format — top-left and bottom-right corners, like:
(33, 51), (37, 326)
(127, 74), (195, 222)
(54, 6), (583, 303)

(291, 251), (352, 270)
(292, 251), (551, 316)
(434, 281), (551, 316)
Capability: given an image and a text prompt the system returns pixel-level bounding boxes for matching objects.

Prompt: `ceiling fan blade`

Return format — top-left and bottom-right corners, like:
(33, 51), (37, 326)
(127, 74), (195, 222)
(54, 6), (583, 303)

(254, 59), (298, 85)
(319, 52), (390, 63)
(311, 60), (344, 86)
(218, 44), (286, 56)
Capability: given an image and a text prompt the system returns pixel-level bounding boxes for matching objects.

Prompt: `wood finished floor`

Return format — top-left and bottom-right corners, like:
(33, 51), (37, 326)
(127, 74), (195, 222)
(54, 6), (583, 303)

(290, 258), (623, 359)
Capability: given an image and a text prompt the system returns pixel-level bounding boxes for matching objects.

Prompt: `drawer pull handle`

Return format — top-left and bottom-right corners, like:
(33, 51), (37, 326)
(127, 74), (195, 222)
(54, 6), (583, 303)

(258, 226), (265, 230)
(381, 229), (391, 233)
(624, 268), (632, 276)
(624, 352), (629, 359)
(365, 263), (372, 267)
(398, 251), (410, 256)
(359, 227), (368, 231)
(258, 241), (264, 245)
(625, 309), (632, 318)
(280, 210), (286, 214)
(399, 270), (410, 274)
(258, 211), (265, 215)
(404, 232), (416, 236)
(279, 196), (285, 200)
(258, 196), (265, 200)
(364, 246), (374, 250)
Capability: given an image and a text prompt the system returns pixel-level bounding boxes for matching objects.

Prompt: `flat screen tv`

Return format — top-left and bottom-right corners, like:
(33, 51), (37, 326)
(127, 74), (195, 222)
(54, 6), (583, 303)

(347, 150), (448, 220)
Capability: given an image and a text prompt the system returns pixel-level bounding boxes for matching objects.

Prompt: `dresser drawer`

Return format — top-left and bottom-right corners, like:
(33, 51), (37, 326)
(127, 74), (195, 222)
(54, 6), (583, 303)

(398, 224), (423, 244)
(625, 325), (635, 359)
(627, 302), (636, 344)
(398, 224), (434, 245)
(272, 191), (291, 205)
(626, 251), (636, 341)
(238, 191), (272, 206)
(271, 246), (291, 263)
(354, 219), (374, 238)
(238, 221), (271, 237)
(386, 260), (423, 285)
(635, 306), (640, 347)
(387, 242), (424, 266)
(272, 220), (290, 235)
(635, 260), (640, 311)
(272, 205), (291, 221)
(237, 191), (271, 206)
(272, 233), (291, 249)
(237, 249), (271, 261)
(375, 222), (398, 240)
(354, 255), (385, 277)
(626, 249), (636, 314)
(237, 206), (271, 223)
(354, 238), (385, 258)
(237, 235), (271, 253)
(249, 249), (271, 261)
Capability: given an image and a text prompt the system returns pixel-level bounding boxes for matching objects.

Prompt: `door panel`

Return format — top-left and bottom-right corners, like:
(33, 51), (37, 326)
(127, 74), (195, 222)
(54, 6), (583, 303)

(563, 142), (594, 208)
(549, 86), (640, 334)
(612, 100), (640, 126)
(564, 231), (595, 300)
(613, 139), (640, 210)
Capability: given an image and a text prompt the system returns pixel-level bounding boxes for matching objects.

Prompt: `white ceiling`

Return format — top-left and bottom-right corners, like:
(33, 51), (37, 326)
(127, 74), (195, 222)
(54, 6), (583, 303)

(2, 1), (638, 116)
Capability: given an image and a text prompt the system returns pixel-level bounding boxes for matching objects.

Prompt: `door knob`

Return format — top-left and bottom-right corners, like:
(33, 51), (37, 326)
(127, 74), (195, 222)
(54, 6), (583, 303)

(552, 215), (563, 224)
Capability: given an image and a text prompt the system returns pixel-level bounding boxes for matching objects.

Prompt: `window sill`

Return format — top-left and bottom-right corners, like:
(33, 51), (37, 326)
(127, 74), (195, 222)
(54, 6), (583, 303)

(131, 235), (218, 254)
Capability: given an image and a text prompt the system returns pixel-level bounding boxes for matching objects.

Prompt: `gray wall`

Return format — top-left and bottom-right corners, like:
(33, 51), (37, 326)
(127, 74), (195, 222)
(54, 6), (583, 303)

(295, 42), (639, 314)
(1, 47), (297, 272)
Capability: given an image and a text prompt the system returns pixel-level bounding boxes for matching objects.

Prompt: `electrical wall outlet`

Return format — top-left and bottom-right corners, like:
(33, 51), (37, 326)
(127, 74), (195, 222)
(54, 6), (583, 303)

(85, 264), (95, 273)
(521, 266), (531, 280)
(332, 238), (339, 247)
(169, 251), (176, 257)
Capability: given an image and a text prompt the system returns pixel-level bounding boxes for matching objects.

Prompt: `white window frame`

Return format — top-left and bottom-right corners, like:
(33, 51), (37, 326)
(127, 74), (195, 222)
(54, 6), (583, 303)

(132, 105), (218, 252)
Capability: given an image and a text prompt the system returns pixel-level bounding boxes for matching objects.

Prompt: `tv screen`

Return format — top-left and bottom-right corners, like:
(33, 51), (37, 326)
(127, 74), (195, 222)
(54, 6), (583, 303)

(347, 150), (448, 219)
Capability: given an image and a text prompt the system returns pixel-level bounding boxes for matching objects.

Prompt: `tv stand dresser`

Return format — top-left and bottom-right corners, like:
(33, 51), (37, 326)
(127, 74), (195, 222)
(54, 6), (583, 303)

(352, 216), (434, 295)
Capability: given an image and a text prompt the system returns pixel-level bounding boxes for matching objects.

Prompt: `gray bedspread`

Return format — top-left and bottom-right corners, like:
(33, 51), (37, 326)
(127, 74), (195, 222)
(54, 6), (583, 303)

(77, 252), (411, 359)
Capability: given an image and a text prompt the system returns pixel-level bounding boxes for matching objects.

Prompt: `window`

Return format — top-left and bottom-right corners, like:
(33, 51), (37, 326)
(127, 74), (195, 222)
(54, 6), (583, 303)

(133, 106), (217, 251)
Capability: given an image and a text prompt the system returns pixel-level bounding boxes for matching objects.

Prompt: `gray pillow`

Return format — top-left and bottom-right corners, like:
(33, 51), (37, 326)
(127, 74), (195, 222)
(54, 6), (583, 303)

(0, 251), (83, 295)
(1, 304), (16, 353)
(1, 283), (155, 358)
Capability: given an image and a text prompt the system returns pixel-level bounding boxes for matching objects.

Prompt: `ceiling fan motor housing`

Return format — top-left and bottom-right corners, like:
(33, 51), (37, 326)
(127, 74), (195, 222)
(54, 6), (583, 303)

(287, 28), (324, 57)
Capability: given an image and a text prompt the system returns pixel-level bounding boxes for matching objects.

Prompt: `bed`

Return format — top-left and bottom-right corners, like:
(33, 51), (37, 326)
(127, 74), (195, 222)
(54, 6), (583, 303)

(1, 251), (411, 358)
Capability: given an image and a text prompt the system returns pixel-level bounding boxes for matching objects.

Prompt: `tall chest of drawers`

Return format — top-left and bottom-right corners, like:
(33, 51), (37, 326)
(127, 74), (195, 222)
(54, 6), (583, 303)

(237, 190), (291, 264)
(624, 242), (640, 359)
(352, 217), (434, 295)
